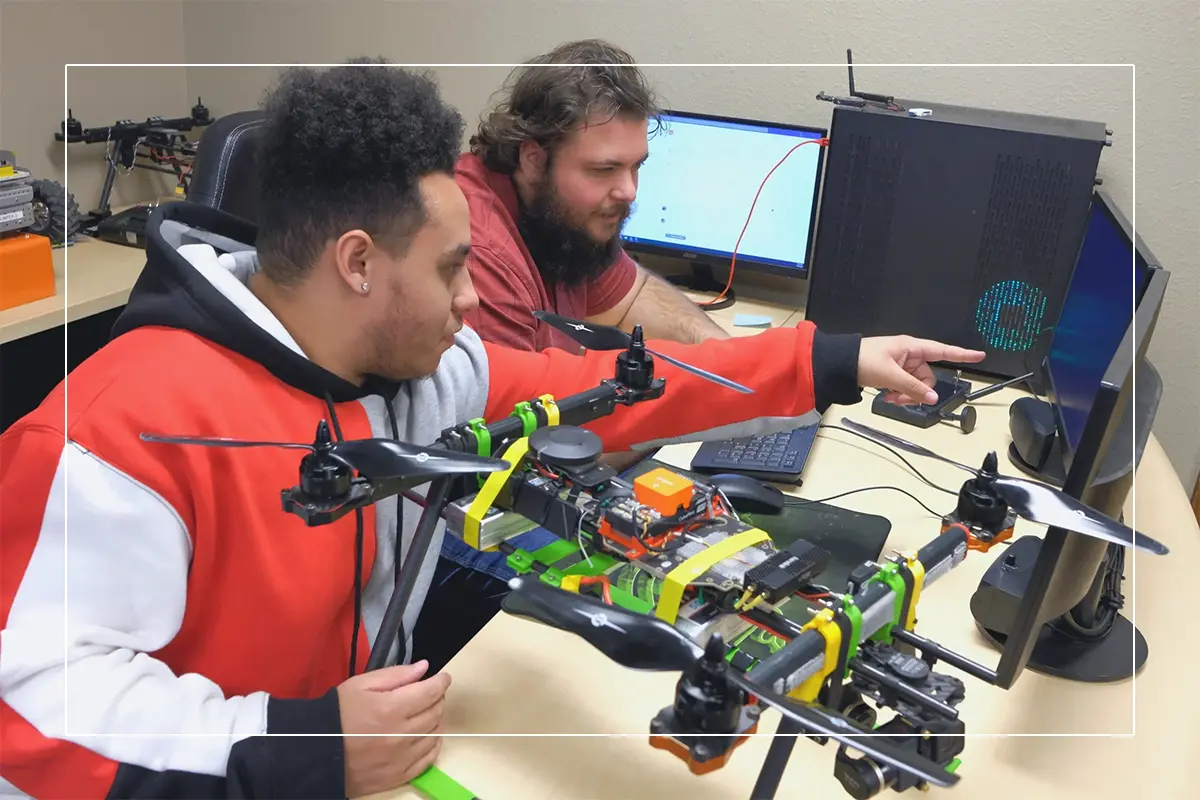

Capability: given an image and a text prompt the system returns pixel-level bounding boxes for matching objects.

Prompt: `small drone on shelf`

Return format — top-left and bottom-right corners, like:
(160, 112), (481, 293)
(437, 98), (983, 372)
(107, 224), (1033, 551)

(141, 313), (1168, 799)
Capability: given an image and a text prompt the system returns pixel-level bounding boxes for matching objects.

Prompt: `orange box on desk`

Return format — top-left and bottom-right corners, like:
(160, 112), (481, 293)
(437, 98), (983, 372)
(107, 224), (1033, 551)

(0, 233), (56, 311)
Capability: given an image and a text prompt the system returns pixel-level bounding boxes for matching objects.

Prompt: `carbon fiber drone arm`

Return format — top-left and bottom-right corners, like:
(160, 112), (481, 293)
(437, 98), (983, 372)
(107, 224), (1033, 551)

(746, 524), (995, 701)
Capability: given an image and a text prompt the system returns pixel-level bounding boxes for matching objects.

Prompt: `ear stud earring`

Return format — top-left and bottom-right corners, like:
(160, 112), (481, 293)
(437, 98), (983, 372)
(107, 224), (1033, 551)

(360, 282), (370, 292)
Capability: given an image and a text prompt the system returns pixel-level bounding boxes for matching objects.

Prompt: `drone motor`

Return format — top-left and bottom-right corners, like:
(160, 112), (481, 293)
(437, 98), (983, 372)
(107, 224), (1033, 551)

(649, 633), (761, 775)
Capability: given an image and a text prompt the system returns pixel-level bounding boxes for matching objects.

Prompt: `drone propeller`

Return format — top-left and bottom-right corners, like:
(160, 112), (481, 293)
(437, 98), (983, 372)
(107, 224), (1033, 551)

(140, 420), (510, 483)
(839, 418), (1169, 556)
(501, 576), (959, 789)
(532, 310), (754, 395)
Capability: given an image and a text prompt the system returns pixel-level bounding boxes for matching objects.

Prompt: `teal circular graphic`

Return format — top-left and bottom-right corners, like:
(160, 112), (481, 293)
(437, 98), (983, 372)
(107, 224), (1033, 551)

(975, 280), (1047, 352)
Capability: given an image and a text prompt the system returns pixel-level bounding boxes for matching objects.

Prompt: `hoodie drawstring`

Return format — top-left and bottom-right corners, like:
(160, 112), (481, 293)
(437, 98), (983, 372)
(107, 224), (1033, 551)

(323, 392), (408, 679)
(323, 392), (365, 679)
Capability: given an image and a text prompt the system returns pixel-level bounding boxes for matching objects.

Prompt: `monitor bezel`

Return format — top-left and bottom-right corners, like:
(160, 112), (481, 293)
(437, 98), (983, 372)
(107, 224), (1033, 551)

(993, 266), (1170, 690)
(1043, 188), (1160, 474)
(620, 108), (828, 280)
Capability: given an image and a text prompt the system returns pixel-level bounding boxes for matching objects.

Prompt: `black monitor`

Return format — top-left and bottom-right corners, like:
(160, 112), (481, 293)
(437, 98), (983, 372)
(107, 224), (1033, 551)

(1046, 189), (1156, 466)
(984, 264), (1169, 689)
(620, 110), (826, 303)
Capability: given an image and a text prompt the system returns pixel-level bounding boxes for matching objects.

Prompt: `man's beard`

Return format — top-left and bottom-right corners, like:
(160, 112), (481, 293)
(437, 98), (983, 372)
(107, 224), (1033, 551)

(516, 178), (630, 289)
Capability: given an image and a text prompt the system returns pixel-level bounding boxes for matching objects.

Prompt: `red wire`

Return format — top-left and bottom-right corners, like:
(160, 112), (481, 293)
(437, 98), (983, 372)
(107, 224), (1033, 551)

(700, 137), (829, 308)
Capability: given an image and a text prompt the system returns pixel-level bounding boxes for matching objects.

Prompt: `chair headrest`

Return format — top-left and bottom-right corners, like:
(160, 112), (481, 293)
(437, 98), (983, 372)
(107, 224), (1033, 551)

(187, 110), (265, 223)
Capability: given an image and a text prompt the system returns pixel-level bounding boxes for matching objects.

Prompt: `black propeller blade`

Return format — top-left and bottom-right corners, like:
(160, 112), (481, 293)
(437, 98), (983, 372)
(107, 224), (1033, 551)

(140, 423), (510, 483)
(501, 575), (702, 671)
(501, 577), (959, 789)
(533, 310), (754, 394)
(839, 418), (1169, 556)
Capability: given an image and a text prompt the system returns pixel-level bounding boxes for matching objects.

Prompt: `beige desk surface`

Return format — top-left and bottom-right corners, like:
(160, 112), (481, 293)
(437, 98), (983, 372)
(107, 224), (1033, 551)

(384, 306), (1200, 800)
(0, 237), (146, 344)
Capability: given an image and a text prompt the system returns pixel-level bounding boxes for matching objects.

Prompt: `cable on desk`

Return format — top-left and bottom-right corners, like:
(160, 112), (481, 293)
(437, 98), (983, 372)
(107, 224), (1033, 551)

(817, 424), (958, 496)
(792, 484), (947, 519)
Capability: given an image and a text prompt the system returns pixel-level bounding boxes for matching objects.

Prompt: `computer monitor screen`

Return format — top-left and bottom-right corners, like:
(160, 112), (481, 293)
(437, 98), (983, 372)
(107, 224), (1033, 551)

(620, 111), (826, 278)
(1044, 191), (1151, 467)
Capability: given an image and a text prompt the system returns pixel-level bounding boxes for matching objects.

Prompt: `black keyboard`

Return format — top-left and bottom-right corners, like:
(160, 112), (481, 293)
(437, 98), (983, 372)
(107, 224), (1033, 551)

(688, 424), (818, 485)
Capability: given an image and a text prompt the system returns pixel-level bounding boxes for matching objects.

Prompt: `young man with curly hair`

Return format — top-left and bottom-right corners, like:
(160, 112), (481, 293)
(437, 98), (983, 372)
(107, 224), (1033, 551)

(0, 60), (981, 799)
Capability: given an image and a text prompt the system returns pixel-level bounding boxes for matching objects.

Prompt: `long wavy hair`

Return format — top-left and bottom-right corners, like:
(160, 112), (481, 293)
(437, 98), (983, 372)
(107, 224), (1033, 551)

(470, 39), (663, 174)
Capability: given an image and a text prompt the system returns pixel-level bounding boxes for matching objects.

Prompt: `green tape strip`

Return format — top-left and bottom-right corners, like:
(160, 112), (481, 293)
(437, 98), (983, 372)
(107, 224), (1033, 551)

(410, 765), (479, 800)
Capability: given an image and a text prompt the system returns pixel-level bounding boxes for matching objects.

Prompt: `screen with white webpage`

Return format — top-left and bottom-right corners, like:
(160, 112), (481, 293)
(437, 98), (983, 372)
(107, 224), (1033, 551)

(621, 113), (824, 271)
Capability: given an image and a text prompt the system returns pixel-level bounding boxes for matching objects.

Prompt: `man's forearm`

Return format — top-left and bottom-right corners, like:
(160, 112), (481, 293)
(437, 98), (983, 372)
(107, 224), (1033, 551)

(614, 267), (731, 343)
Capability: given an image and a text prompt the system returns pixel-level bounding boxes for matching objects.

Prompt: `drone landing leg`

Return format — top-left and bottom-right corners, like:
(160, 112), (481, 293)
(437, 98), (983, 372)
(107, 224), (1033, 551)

(366, 477), (454, 672)
(748, 716), (803, 800)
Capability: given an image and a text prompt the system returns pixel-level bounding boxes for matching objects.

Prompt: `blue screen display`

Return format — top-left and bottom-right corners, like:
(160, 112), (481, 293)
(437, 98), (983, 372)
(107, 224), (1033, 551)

(1046, 199), (1148, 453)
(620, 113), (824, 271)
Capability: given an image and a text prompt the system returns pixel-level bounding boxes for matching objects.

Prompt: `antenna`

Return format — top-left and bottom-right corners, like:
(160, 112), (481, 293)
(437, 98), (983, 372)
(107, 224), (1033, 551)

(845, 48), (896, 105)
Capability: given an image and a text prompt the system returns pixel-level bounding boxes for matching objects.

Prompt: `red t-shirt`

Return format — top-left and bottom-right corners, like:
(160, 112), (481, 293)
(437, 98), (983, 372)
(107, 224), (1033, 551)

(454, 152), (638, 353)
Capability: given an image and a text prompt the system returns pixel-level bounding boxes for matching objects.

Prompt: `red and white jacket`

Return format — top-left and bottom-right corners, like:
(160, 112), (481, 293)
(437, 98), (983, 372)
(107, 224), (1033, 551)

(0, 201), (863, 798)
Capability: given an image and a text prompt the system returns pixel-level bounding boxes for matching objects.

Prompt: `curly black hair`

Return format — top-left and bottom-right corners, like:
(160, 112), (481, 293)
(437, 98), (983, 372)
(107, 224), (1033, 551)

(256, 57), (465, 286)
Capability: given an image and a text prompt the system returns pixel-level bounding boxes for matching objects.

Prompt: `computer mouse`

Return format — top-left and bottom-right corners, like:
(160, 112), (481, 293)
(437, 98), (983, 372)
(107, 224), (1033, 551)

(705, 473), (786, 515)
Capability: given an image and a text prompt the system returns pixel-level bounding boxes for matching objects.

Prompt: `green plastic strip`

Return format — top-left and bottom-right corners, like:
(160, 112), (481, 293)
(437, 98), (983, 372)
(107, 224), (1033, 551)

(510, 401), (538, 436)
(467, 418), (492, 489)
(410, 765), (479, 800)
(608, 583), (654, 614)
(840, 597), (863, 679)
(946, 758), (962, 775)
(530, 538), (582, 566)
(866, 562), (907, 645)
(505, 548), (535, 574)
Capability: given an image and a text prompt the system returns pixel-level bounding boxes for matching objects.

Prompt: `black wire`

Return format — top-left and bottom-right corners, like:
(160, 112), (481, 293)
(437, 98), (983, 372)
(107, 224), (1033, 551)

(791, 484), (948, 518)
(383, 400), (407, 665)
(817, 424), (958, 496)
(324, 393), (364, 679)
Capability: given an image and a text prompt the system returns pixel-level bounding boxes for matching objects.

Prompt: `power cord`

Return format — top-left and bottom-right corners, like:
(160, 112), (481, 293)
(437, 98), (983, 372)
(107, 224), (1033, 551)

(817, 423), (959, 496)
(790, 484), (947, 519)
(698, 137), (829, 310)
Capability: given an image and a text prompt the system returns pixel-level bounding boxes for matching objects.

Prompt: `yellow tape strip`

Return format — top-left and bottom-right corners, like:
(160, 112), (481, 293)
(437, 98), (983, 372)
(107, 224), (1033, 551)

(538, 394), (560, 426)
(789, 608), (842, 703)
(655, 528), (770, 624)
(463, 438), (529, 550)
(904, 555), (926, 630)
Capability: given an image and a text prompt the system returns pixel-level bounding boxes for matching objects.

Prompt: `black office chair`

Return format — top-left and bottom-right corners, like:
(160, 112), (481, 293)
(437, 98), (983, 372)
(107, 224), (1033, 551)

(187, 110), (265, 223)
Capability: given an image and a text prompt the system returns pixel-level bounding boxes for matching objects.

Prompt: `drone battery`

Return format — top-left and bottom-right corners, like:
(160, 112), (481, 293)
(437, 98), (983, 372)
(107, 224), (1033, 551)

(442, 494), (536, 551)
(744, 539), (830, 602)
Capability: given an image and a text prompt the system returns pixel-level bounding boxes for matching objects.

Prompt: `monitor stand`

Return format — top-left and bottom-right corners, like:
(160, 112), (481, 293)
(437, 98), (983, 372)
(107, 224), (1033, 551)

(970, 358), (1162, 684)
(666, 263), (736, 311)
(972, 536), (1146, 683)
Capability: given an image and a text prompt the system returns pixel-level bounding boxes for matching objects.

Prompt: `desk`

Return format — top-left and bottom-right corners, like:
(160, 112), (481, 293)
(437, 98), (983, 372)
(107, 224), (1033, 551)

(0, 237), (145, 429)
(384, 303), (1200, 800)
(0, 237), (145, 345)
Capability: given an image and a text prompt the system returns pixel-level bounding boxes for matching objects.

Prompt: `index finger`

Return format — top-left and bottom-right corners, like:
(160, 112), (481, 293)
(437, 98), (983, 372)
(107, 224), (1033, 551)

(911, 340), (987, 363)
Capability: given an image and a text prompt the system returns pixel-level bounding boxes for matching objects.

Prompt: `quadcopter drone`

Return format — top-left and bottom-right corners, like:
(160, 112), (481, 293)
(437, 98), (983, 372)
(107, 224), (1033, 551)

(141, 311), (1169, 800)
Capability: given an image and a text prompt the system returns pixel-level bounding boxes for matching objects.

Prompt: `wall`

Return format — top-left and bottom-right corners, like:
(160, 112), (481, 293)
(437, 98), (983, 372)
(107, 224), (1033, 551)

(178, 0), (1200, 489)
(0, 0), (190, 217)
(5, 0), (1191, 487)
